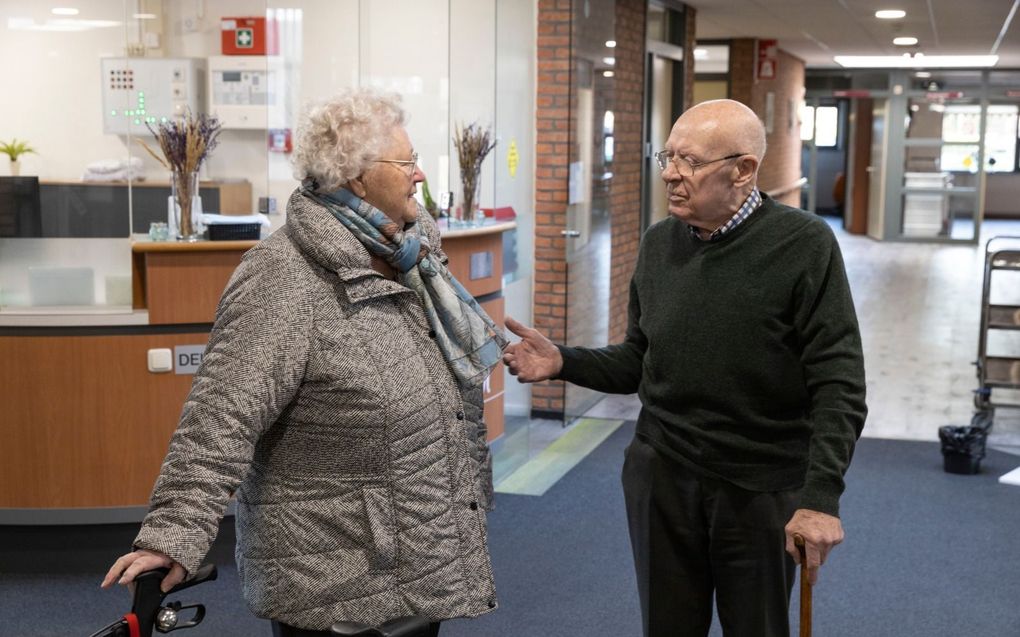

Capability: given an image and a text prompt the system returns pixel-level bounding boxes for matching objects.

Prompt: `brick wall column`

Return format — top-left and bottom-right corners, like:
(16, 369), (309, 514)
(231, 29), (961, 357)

(727, 38), (806, 205)
(532, 0), (573, 416)
(607, 0), (646, 344)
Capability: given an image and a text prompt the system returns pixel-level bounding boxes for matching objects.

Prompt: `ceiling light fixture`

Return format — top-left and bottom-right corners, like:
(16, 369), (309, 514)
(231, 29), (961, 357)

(893, 36), (918, 46)
(133, 13), (157, 20)
(915, 71), (932, 78)
(602, 56), (615, 65)
(834, 54), (999, 68)
(605, 40), (616, 48)
(603, 70), (615, 77)
(51, 7), (79, 15)
(875, 9), (906, 19)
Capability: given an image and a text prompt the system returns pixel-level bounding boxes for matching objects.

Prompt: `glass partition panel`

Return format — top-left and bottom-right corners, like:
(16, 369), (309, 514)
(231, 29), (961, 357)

(0, 0), (271, 311)
(0, 1), (134, 310)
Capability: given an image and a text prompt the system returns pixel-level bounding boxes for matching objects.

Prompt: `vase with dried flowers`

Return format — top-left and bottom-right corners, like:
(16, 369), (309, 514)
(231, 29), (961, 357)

(138, 112), (222, 241)
(453, 122), (496, 226)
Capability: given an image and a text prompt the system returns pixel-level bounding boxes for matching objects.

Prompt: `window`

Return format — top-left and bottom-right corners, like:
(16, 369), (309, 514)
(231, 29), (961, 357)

(939, 104), (1018, 173)
(800, 105), (838, 147)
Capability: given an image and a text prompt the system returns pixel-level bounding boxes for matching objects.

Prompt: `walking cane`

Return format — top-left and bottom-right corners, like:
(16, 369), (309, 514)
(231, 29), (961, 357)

(793, 534), (812, 637)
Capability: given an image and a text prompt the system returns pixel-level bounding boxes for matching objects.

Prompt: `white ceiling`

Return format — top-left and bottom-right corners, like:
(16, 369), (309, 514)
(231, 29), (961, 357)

(686, 0), (1020, 69)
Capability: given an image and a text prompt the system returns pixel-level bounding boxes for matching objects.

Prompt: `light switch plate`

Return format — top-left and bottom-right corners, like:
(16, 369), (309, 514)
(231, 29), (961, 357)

(148, 348), (173, 373)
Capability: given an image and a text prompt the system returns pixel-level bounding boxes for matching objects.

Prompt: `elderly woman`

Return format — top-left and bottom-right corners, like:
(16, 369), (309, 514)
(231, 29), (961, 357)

(102, 88), (506, 637)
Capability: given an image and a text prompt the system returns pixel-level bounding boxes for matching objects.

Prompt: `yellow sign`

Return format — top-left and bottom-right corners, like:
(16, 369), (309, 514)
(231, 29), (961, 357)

(507, 139), (519, 178)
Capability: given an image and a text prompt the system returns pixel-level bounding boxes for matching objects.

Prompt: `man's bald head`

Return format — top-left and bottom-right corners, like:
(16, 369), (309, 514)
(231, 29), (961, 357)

(675, 99), (767, 162)
(661, 99), (766, 232)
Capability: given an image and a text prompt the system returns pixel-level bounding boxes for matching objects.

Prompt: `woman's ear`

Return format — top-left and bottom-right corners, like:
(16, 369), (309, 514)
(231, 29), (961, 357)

(347, 175), (368, 198)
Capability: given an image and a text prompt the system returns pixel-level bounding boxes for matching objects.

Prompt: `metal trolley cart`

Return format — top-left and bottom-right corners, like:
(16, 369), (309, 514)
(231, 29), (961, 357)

(974, 236), (1020, 415)
(90, 565), (433, 637)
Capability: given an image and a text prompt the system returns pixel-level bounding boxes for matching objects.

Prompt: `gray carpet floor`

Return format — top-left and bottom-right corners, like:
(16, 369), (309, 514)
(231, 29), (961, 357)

(2, 421), (1019, 636)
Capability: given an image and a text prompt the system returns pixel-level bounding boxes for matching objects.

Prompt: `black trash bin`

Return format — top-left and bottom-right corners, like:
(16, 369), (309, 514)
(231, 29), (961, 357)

(938, 424), (988, 474)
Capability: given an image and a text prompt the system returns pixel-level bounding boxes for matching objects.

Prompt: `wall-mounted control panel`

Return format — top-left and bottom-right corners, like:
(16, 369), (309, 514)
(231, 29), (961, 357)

(101, 58), (206, 134)
(207, 55), (286, 129)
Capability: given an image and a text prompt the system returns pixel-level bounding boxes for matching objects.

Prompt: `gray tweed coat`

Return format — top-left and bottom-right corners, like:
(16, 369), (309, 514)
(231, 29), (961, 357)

(134, 190), (497, 629)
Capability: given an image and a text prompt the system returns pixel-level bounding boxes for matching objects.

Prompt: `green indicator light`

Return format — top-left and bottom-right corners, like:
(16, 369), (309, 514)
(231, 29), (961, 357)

(138, 91), (144, 97)
(128, 110), (135, 116)
(139, 109), (145, 115)
(110, 109), (116, 116)
(134, 118), (141, 125)
(161, 117), (168, 123)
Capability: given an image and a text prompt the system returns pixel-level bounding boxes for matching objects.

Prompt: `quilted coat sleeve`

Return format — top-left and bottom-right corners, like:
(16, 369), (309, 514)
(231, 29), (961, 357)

(133, 245), (312, 575)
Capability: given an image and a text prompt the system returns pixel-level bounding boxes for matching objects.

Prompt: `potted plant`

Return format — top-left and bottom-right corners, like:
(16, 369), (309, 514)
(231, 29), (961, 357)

(421, 178), (439, 219)
(0, 138), (37, 176)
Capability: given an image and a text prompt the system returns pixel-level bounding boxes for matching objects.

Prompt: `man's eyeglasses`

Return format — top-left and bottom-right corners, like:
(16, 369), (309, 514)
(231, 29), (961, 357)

(653, 151), (746, 177)
(373, 151), (419, 176)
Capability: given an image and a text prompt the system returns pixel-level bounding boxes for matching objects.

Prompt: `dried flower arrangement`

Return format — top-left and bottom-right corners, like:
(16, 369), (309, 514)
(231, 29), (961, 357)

(453, 122), (496, 220)
(137, 112), (222, 238)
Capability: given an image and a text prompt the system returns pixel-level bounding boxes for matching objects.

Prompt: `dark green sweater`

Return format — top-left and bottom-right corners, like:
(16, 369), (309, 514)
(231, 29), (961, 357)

(559, 195), (867, 516)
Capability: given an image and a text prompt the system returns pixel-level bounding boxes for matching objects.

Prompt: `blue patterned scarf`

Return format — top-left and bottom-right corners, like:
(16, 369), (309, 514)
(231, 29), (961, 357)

(302, 184), (508, 388)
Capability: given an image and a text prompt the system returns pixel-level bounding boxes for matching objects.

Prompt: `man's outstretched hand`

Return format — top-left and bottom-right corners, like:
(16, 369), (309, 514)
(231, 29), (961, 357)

(502, 316), (563, 383)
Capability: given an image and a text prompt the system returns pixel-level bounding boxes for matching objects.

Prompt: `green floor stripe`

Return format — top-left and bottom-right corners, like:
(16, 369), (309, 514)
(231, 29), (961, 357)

(494, 417), (624, 496)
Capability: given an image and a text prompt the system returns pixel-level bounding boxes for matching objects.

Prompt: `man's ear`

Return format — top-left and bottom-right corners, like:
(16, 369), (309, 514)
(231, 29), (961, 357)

(733, 156), (758, 187)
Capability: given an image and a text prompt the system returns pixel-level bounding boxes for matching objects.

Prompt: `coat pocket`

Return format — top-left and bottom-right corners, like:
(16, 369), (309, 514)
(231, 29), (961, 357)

(237, 484), (398, 616)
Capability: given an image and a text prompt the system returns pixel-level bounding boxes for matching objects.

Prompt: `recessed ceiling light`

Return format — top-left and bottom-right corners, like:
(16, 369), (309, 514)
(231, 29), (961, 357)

(834, 55), (999, 68)
(133, 13), (157, 20)
(915, 71), (932, 78)
(603, 70), (615, 77)
(605, 40), (616, 48)
(875, 9), (906, 19)
(894, 36), (918, 46)
(51, 7), (79, 15)
(602, 56), (615, 65)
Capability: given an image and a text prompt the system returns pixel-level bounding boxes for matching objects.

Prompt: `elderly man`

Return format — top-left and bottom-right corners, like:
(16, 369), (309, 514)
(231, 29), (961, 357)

(503, 99), (866, 636)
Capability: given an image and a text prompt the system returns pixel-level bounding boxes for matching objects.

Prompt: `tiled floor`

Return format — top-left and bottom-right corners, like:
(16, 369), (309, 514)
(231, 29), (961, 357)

(493, 217), (1020, 481)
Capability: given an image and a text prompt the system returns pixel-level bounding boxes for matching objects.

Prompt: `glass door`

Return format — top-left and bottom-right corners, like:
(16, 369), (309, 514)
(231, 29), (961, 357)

(563, 0), (616, 421)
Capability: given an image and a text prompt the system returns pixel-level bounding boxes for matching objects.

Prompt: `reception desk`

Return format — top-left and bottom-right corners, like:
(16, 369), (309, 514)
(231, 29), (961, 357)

(0, 219), (514, 523)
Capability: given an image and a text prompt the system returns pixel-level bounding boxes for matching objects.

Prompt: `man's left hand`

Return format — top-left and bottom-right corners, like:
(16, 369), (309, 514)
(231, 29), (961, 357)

(784, 508), (844, 585)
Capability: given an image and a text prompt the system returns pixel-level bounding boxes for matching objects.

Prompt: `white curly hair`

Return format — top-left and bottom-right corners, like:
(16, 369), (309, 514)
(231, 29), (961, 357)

(292, 87), (406, 191)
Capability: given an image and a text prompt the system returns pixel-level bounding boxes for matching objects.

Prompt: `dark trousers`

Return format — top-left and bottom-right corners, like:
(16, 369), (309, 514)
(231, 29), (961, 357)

(271, 621), (441, 637)
(622, 436), (798, 637)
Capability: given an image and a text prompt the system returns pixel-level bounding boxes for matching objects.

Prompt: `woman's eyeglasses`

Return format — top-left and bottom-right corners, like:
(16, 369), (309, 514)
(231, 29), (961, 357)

(373, 151), (419, 176)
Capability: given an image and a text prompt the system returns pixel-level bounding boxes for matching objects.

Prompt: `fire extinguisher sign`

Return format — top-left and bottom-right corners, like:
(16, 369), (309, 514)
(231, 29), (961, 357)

(757, 39), (778, 80)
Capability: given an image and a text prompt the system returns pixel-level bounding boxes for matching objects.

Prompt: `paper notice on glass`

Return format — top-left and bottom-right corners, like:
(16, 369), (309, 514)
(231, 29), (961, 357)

(568, 161), (585, 204)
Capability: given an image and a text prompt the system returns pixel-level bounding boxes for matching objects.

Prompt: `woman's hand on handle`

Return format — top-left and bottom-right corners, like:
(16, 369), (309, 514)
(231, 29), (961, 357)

(502, 316), (564, 383)
(101, 548), (187, 593)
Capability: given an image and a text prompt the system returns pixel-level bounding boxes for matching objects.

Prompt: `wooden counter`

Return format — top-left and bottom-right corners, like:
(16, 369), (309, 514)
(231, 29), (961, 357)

(439, 220), (516, 441)
(1, 221), (514, 522)
(131, 239), (257, 324)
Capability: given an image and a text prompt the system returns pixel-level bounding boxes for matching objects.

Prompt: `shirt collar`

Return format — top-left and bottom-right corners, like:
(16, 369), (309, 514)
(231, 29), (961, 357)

(688, 188), (762, 242)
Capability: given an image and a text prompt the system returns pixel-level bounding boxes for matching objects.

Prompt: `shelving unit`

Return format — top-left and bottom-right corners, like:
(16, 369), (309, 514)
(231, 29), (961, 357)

(975, 236), (1020, 413)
